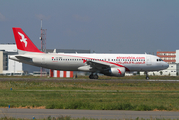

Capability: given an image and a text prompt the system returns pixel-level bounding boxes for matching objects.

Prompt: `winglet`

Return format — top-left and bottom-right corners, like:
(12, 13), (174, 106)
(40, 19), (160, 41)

(12, 27), (43, 54)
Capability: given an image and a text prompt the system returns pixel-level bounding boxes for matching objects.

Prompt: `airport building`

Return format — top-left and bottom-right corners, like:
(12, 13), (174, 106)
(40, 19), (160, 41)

(0, 44), (23, 75)
(156, 51), (176, 64)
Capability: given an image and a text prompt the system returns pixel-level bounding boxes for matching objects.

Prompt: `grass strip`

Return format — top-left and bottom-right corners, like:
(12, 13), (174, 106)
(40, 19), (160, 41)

(0, 79), (179, 111)
(0, 90), (179, 110)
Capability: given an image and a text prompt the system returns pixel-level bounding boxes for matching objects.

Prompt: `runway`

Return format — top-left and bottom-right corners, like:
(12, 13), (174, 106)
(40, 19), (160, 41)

(0, 108), (179, 119)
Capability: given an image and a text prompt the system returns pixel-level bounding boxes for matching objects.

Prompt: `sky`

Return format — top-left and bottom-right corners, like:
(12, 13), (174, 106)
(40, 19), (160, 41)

(0, 0), (179, 54)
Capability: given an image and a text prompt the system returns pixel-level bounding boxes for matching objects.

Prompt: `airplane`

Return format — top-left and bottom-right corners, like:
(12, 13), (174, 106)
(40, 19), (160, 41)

(9, 27), (169, 79)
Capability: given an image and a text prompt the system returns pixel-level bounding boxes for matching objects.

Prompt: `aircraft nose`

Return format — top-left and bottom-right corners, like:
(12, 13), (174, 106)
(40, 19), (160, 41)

(163, 62), (169, 69)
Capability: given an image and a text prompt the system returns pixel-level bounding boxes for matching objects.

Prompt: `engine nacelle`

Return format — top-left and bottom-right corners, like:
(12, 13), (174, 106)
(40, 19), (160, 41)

(109, 67), (125, 77)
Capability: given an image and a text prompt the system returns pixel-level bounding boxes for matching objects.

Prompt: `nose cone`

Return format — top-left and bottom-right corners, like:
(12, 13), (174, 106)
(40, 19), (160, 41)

(163, 62), (169, 69)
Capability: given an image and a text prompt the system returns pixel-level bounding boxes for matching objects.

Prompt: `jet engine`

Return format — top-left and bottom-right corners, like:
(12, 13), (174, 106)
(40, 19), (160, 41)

(109, 67), (125, 77)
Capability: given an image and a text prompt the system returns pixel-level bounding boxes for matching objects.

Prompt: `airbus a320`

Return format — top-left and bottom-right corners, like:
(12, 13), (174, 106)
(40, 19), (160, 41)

(9, 28), (169, 79)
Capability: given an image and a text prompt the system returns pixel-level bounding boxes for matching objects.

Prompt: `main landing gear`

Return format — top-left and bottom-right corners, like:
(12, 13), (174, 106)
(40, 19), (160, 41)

(89, 73), (98, 79)
(145, 71), (150, 80)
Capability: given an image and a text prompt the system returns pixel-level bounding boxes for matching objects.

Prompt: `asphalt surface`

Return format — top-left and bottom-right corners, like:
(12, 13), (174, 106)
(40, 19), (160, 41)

(0, 108), (179, 119)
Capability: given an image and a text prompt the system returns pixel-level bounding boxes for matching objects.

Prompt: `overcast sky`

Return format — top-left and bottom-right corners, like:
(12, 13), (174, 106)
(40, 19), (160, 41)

(0, 0), (179, 54)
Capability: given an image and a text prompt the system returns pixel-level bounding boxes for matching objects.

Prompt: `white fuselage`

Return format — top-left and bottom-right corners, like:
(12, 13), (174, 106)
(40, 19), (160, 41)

(10, 52), (169, 72)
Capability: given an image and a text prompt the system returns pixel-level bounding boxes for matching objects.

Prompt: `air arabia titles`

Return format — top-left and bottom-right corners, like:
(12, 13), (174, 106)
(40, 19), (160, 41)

(116, 56), (145, 64)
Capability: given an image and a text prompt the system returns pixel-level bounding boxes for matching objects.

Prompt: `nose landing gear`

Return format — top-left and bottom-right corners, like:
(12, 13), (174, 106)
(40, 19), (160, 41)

(145, 71), (149, 80)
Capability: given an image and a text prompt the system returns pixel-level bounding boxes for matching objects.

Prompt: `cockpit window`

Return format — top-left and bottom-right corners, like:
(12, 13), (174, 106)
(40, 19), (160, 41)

(156, 59), (163, 61)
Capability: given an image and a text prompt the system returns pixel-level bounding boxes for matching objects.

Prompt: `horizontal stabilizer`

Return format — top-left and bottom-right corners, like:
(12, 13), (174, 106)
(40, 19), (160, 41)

(9, 55), (32, 62)
(15, 56), (32, 62)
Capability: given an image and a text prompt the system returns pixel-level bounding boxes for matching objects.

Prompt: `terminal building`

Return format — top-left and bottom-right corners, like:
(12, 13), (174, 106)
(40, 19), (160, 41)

(156, 51), (176, 64)
(0, 44), (23, 75)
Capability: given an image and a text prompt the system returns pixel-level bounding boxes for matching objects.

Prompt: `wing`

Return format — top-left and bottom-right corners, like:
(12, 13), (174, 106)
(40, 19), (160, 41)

(78, 60), (128, 77)
(78, 60), (112, 72)
(86, 60), (111, 70)
(78, 59), (129, 73)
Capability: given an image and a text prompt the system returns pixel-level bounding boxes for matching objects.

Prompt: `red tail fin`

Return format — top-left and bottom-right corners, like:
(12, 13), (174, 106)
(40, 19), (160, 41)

(12, 27), (43, 53)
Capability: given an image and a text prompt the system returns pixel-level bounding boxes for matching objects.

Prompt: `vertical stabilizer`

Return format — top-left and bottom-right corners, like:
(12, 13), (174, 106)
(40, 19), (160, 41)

(12, 27), (43, 54)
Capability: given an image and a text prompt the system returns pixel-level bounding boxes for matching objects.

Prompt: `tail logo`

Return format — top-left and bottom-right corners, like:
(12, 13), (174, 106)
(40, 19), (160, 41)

(18, 32), (27, 47)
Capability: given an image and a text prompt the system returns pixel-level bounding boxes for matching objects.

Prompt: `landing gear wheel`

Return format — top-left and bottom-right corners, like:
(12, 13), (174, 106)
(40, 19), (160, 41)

(145, 71), (149, 80)
(89, 73), (98, 79)
(89, 74), (94, 79)
(146, 76), (149, 80)
(93, 74), (98, 79)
